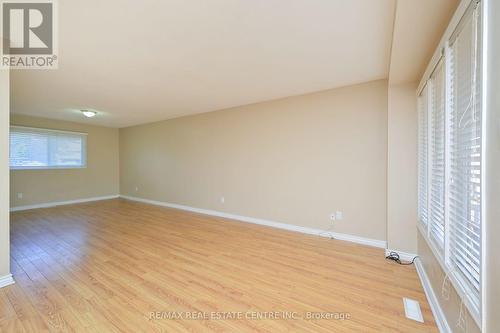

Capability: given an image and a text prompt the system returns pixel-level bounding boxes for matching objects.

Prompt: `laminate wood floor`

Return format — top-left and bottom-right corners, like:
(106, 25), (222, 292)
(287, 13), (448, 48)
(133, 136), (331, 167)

(2, 199), (437, 332)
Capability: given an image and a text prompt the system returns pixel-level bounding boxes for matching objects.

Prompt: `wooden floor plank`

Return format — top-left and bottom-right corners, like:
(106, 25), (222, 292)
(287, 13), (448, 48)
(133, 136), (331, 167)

(1, 199), (437, 332)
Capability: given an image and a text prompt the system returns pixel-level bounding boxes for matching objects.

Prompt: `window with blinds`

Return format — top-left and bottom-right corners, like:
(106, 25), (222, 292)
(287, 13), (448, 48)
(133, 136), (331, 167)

(417, 87), (429, 226)
(448, 3), (482, 309)
(10, 126), (87, 169)
(417, 0), (483, 320)
(429, 60), (446, 249)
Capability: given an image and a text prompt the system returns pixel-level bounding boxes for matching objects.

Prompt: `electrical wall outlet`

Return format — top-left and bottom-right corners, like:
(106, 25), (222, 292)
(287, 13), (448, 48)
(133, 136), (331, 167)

(335, 211), (343, 220)
(17, 193), (23, 199)
(330, 213), (336, 221)
(220, 197), (225, 204)
(135, 186), (139, 192)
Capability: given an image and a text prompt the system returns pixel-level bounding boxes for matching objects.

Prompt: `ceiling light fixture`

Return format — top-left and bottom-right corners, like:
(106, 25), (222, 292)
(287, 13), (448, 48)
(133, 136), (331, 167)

(81, 110), (97, 118)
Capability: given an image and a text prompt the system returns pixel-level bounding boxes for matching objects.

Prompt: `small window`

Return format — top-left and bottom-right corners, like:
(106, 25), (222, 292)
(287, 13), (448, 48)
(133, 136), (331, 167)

(10, 126), (87, 169)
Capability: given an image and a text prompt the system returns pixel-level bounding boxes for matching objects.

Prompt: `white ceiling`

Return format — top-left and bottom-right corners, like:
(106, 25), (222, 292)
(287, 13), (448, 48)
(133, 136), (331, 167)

(11, 0), (397, 127)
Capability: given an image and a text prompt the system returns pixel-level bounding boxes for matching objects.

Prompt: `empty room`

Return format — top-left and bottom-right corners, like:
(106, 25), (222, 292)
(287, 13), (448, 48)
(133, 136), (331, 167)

(0, 0), (499, 332)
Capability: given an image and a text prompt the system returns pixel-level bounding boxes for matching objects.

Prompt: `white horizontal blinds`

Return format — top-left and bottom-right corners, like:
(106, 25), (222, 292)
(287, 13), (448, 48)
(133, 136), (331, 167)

(449, 2), (481, 307)
(10, 129), (49, 167)
(429, 60), (446, 249)
(10, 127), (86, 168)
(49, 133), (85, 166)
(417, 86), (429, 226)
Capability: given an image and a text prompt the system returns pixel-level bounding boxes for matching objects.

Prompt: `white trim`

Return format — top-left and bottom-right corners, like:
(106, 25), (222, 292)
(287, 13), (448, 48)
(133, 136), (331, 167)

(443, 40), (452, 268)
(385, 249), (418, 262)
(10, 195), (119, 212)
(426, 79), (433, 242)
(120, 195), (387, 249)
(479, 0), (488, 329)
(0, 274), (15, 288)
(11, 165), (87, 170)
(414, 258), (452, 333)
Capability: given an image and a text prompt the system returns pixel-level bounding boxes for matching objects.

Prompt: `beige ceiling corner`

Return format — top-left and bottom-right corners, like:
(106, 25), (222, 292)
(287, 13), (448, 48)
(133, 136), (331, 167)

(388, 0), (460, 85)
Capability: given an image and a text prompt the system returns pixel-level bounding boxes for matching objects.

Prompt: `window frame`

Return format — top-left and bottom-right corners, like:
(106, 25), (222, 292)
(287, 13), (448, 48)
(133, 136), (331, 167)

(416, 0), (483, 327)
(417, 85), (430, 228)
(9, 125), (88, 170)
(428, 58), (447, 251)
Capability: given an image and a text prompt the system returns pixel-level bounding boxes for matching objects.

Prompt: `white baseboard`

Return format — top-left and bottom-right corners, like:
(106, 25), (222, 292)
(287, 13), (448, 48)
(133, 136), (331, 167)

(0, 274), (14, 288)
(10, 195), (120, 212)
(385, 249), (418, 262)
(414, 258), (451, 333)
(120, 195), (387, 249)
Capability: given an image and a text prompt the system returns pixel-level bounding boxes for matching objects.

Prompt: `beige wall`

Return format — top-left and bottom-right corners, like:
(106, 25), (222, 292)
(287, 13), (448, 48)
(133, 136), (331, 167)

(0, 68), (10, 279)
(417, 230), (480, 333)
(120, 80), (388, 241)
(387, 82), (418, 253)
(484, 0), (500, 331)
(10, 115), (120, 208)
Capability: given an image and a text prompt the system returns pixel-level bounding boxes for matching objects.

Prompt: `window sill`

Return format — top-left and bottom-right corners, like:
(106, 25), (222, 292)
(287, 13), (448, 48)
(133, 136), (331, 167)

(10, 166), (87, 170)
